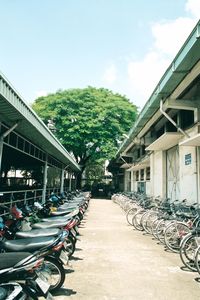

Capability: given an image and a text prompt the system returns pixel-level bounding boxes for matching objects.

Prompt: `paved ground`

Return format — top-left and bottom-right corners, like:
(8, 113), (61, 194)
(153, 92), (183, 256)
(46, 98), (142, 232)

(54, 199), (200, 300)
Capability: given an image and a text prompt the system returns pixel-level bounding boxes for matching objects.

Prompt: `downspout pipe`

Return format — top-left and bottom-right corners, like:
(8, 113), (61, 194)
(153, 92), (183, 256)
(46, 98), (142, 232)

(160, 99), (190, 138)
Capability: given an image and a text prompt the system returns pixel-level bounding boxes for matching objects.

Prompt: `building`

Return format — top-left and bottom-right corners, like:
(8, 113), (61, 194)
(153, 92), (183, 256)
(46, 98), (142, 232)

(114, 20), (200, 205)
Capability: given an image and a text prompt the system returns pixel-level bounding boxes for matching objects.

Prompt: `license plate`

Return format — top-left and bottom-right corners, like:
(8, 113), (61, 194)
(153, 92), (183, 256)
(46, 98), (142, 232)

(35, 271), (50, 294)
(71, 228), (76, 237)
(60, 249), (69, 265)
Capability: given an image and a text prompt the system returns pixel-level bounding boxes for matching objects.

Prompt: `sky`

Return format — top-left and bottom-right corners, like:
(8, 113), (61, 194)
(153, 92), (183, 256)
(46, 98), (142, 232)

(0, 0), (199, 111)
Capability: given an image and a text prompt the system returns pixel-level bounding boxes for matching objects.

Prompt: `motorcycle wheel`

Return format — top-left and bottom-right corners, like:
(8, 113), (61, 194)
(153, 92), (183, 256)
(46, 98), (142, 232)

(43, 256), (65, 292)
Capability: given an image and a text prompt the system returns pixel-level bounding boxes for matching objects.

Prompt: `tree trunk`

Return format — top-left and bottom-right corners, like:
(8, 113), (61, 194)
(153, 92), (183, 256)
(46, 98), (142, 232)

(76, 172), (82, 189)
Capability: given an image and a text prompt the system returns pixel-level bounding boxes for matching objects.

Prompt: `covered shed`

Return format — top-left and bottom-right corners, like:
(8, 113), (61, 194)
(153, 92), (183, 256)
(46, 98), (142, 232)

(0, 71), (80, 204)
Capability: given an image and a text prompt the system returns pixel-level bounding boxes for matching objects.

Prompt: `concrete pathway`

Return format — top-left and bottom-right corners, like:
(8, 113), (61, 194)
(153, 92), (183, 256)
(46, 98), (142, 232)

(54, 199), (200, 300)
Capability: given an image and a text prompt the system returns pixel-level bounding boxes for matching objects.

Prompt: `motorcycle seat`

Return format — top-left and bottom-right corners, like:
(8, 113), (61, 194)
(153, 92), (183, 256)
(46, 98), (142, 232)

(2, 236), (56, 252)
(32, 221), (67, 229)
(51, 207), (79, 216)
(41, 216), (72, 222)
(50, 210), (73, 216)
(0, 252), (32, 270)
(15, 228), (61, 238)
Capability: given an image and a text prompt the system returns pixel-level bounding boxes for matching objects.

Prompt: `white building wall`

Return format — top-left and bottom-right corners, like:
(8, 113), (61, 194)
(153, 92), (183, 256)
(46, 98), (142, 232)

(146, 181), (152, 196)
(130, 170), (134, 191)
(124, 170), (130, 191)
(151, 151), (166, 199)
(124, 170), (128, 191)
(132, 175), (137, 192)
(179, 146), (198, 205)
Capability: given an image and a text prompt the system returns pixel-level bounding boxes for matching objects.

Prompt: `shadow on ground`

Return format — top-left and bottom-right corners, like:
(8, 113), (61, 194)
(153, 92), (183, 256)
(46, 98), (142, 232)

(70, 255), (83, 261)
(65, 269), (75, 274)
(53, 288), (77, 297)
(180, 266), (195, 272)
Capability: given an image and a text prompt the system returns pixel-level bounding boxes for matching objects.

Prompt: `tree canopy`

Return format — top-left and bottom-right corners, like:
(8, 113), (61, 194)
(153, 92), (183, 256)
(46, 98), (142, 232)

(32, 87), (137, 185)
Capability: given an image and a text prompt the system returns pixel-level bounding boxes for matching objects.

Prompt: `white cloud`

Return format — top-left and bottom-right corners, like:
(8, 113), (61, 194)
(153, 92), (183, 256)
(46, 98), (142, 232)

(35, 90), (48, 98)
(128, 51), (170, 105)
(102, 63), (117, 84)
(152, 17), (196, 57)
(127, 0), (198, 109)
(185, 0), (200, 19)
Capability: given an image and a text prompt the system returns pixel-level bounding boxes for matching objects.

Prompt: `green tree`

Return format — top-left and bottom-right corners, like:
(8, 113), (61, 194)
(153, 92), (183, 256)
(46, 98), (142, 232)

(32, 87), (137, 187)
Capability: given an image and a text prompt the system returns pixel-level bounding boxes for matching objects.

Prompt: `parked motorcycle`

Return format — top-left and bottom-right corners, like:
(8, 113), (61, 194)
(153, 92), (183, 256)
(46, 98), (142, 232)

(0, 251), (53, 299)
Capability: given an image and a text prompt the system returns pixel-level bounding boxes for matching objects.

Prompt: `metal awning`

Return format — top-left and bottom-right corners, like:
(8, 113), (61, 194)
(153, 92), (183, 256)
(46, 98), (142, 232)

(120, 163), (133, 169)
(179, 133), (200, 146)
(145, 132), (183, 151)
(127, 156), (150, 171)
(0, 72), (80, 172)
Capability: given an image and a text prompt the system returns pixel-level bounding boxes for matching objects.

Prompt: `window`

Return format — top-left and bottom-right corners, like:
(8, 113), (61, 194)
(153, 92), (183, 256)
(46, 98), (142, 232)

(166, 115), (177, 132)
(141, 145), (146, 156)
(136, 171), (139, 181)
(179, 110), (194, 129)
(140, 169), (144, 181)
(146, 167), (150, 180)
(156, 126), (165, 138)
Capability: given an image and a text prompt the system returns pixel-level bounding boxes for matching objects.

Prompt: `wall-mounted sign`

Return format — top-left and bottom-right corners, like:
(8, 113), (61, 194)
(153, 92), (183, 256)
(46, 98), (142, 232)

(185, 153), (192, 165)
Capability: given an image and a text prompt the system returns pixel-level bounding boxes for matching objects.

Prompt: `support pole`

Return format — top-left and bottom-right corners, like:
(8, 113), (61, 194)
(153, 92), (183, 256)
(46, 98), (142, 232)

(69, 172), (72, 191)
(60, 168), (65, 193)
(74, 173), (77, 190)
(0, 136), (4, 174)
(42, 156), (48, 203)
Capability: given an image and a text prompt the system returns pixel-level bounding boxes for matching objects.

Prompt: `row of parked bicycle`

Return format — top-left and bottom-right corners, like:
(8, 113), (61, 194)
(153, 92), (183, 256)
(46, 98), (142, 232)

(0, 190), (90, 299)
(112, 192), (200, 275)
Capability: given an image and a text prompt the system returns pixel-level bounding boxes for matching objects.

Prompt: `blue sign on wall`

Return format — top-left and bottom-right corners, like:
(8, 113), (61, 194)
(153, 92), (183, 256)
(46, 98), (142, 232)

(185, 153), (192, 165)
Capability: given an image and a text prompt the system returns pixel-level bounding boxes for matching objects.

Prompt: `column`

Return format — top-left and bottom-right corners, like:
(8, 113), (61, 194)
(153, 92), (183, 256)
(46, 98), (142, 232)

(0, 136), (4, 175)
(42, 156), (48, 203)
(60, 168), (65, 193)
(69, 172), (72, 191)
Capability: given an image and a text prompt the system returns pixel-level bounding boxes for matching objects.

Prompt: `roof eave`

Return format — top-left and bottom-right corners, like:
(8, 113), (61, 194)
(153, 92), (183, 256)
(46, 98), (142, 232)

(117, 20), (200, 156)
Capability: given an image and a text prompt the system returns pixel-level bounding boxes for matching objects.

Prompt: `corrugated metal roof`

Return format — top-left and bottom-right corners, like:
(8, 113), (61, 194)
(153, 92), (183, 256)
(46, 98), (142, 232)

(117, 19), (200, 155)
(0, 73), (80, 172)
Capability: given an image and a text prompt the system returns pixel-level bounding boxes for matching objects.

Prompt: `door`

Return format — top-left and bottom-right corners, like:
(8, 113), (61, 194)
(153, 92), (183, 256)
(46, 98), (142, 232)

(166, 146), (180, 201)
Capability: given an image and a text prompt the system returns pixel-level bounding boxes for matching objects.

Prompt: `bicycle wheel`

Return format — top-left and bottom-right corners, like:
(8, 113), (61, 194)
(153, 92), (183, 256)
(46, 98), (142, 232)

(164, 221), (190, 253)
(144, 211), (159, 234)
(140, 211), (151, 232)
(156, 219), (168, 244)
(194, 245), (200, 274)
(180, 233), (199, 271)
(126, 207), (138, 226)
(132, 209), (145, 231)
(151, 218), (160, 238)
